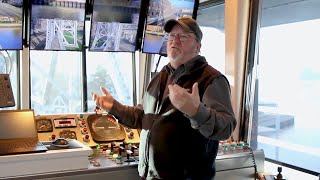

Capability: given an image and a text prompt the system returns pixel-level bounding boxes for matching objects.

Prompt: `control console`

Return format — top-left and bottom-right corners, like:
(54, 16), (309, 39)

(36, 113), (140, 148)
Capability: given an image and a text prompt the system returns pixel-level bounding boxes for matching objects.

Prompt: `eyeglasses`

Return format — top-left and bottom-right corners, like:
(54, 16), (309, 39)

(165, 33), (196, 42)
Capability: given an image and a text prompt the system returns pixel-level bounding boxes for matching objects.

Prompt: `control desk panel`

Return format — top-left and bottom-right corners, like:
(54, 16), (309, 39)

(36, 113), (140, 149)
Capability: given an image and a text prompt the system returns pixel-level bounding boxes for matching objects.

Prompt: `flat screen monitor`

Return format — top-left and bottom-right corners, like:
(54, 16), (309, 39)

(0, 0), (24, 50)
(142, 0), (198, 55)
(30, 0), (86, 51)
(89, 0), (143, 52)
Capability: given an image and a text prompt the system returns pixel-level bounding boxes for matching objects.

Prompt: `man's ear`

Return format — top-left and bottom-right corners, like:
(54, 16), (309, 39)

(196, 43), (201, 53)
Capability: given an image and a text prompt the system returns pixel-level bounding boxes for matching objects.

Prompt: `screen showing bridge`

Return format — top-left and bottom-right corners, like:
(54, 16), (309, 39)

(0, 0), (23, 50)
(30, 0), (86, 51)
(89, 0), (143, 52)
(142, 0), (198, 55)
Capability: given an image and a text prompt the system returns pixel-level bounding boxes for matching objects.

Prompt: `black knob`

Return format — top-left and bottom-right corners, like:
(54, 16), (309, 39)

(122, 142), (127, 148)
(119, 146), (123, 154)
(276, 167), (283, 180)
(111, 142), (116, 150)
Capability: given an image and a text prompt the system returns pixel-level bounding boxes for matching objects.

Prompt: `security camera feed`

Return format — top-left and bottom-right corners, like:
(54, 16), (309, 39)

(89, 0), (142, 52)
(142, 0), (197, 55)
(30, 0), (86, 51)
(0, 0), (23, 50)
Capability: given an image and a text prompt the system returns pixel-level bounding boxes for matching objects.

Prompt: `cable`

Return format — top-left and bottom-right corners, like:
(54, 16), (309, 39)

(5, 50), (12, 75)
(0, 50), (12, 74)
(248, 146), (258, 180)
(0, 51), (7, 73)
(154, 55), (162, 73)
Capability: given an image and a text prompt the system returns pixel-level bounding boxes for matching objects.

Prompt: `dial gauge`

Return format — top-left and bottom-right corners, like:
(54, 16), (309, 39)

(87, 114), (126, 142)
(59, 130), (77, 140)
(36, 119), (53, 132)
(92, 116), (122, 137)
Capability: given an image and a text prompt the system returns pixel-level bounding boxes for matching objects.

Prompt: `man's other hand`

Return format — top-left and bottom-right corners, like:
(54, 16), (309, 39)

(92, 86), (115, 112)
(168, 82), (200, 117)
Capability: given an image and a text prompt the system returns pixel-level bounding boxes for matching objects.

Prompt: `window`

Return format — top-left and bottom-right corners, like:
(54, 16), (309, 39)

(86, 52), (134, 112)
(255, 0), (320, 174)
(197, 2), (225, 73)
(30, 51), (83, 114)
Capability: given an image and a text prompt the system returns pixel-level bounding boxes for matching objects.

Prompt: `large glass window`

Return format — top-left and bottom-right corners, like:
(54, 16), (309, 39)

(30, 51), (83, 114)
(197, 2), (225, 73)
(255, 0), (320, 174)
(86, 52), (134, 112)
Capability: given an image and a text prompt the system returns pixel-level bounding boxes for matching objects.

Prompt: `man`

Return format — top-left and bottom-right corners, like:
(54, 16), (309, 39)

(92, 17), (236, 180)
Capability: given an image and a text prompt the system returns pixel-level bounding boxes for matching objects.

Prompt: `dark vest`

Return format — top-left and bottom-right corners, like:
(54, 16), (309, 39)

(141, 57), (228, 179)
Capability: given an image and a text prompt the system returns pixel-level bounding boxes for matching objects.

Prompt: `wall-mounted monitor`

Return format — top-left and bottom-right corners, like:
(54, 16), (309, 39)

(142, 0), (199, 55)
(30, 0), (86, 51)
(0, 0), (24, 50)
(89, 0), (143, 52)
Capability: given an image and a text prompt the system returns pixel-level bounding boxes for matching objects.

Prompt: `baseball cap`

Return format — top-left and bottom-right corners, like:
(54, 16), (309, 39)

(164, 17), (203, 42)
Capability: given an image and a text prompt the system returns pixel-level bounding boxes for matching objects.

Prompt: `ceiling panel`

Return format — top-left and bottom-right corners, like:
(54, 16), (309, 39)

(197, 0), (320, 28)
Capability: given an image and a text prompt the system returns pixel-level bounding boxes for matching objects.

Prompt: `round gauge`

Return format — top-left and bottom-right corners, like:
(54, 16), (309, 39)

(87, 114), (126, 142)
(92, 116), (122, 137)
(59, 130), (77, 140)
(36, 119), (53, 132)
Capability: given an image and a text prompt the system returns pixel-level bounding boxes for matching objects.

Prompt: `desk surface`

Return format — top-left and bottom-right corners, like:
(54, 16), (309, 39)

(0, 148), (264, 180)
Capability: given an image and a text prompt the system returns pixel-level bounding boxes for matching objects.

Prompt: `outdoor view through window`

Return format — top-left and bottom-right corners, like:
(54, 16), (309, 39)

(256, 0), (320, 174)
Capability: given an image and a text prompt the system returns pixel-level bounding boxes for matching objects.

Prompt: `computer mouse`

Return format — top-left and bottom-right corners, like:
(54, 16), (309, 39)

(52, 138), (69, 147)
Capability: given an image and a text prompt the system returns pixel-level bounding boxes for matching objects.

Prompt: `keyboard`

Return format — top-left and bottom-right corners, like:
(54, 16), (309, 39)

(0, 142), (41, 149)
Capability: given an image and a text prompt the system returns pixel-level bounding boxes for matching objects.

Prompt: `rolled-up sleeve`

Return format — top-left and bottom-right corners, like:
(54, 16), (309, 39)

(189, 76), (237, 140)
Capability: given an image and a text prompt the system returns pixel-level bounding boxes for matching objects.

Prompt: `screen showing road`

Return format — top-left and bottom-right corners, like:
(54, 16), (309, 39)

(30, 0), (86, 51)
(89, 0), (142, 52)
(0, 0), (23, 50)
(142, 0), (198, 55)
